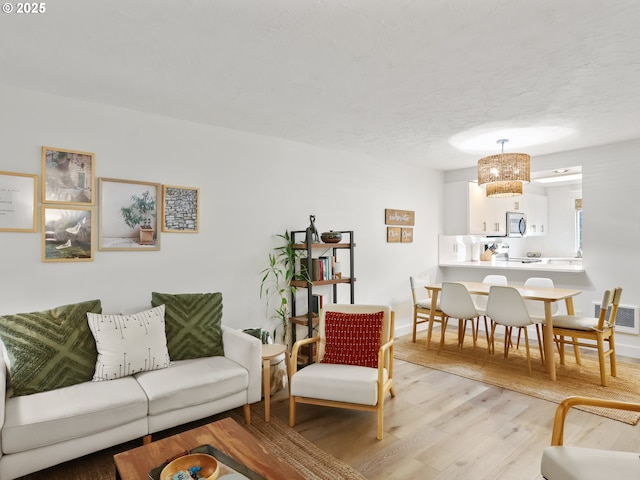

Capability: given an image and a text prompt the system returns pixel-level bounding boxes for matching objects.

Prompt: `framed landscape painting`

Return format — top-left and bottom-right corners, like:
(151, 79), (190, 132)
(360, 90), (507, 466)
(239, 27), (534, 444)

(42, 146), (95, 206)
(0, 171), (38, 232)
(42, 207), (93, 262)
(161, 184), (200, 233)
(99, 178), (160, 251)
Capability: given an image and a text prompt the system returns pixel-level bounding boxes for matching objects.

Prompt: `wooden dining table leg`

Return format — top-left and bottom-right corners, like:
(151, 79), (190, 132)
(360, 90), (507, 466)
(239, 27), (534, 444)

(563, 297), (582, 364)
(543, 301), (556, 381)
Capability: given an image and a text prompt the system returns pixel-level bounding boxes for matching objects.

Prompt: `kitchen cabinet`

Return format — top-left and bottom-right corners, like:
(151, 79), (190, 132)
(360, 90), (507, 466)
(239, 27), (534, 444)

(444, 181), (545, 236)
(522, 193), (548, 236)
(445, 181), (511, 236)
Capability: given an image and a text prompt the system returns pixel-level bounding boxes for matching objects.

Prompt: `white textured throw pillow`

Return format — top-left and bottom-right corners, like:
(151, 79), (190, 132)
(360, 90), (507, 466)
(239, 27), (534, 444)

(87, 305), (170, 381)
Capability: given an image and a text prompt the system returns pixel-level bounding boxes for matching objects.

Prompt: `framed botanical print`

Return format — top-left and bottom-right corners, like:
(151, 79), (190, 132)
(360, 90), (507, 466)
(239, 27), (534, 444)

(99, 178), (160, 251)
(161, 185), (200, 233)
(42, 146), (95, 205)
(0, 171), (38, 232)
(42, 206), (93, 262)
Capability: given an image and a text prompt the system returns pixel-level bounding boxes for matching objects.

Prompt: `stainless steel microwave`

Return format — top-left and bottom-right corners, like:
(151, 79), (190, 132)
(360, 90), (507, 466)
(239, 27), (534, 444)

(507, 212), (527, 237)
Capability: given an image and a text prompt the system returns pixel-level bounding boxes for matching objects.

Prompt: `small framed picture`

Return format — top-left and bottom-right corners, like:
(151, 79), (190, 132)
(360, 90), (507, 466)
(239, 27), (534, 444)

(0, 171), (38, 232)
(401, 227), (414, 243)
(387, 226), (401, 243)
(42, 206), (93, 262)
(42, 146), (95, 205)
(161, 185), (200, 233)
(99, 178), (160, 251)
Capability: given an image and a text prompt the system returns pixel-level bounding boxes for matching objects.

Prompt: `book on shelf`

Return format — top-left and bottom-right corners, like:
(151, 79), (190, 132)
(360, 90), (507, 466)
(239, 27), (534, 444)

(298, 255), (335, 281)
(311, 294), (324, 314)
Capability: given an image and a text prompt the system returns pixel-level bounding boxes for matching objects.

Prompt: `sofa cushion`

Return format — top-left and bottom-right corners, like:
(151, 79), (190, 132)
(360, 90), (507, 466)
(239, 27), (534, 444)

(321, 310), (383, 368)
(134, 356), (248, 416)
(1, 376), (148, 454)
(0, 299), (101, 396)
(87, 305), (171, 381)
(151, 292), (224, 360)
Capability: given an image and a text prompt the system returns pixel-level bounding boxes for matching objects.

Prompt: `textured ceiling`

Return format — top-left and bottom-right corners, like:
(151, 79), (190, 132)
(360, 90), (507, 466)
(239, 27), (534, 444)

(1, 0), (639, 170)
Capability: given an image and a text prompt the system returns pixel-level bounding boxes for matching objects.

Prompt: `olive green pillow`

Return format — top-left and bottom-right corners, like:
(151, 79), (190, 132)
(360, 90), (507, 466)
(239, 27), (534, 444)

(0, 299), (101, 396)
(151, 292), (224, 360)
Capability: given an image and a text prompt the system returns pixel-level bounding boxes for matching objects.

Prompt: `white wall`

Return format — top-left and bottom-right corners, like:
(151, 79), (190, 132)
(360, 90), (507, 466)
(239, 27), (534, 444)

(443, 140), (640, 357)
(0, 84), (442, 336)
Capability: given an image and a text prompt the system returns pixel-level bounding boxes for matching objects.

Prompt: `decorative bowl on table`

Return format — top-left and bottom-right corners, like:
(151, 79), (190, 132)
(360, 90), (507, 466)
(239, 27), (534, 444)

(160, 453), (220, 480)
(321, 231), (342, 243)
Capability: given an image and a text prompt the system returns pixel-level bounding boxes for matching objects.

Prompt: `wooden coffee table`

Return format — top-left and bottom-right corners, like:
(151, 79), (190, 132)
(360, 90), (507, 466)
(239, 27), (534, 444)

(114, 417), (304, 480)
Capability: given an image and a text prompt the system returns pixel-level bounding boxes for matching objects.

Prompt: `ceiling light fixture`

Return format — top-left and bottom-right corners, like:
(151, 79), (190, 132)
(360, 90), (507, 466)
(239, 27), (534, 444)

(477, 139), (530, 198)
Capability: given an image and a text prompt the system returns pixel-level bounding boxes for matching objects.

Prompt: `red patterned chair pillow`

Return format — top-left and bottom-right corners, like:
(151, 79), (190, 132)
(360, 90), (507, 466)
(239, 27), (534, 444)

(321, 311), (384, 368)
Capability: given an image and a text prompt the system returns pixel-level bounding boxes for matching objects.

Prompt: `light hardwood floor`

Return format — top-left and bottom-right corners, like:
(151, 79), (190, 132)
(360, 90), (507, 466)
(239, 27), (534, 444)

(269, 355), (640, 479)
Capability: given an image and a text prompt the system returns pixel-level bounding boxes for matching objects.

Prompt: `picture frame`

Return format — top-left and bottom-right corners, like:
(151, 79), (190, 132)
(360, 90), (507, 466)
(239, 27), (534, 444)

(98, 178), (161, 251)
(161, 185), (200, 233)
(401, 227), (414, 243)
(385, 208), (415, 226)
(42, 146), (95, 205)
(0, 171), (38, 232)
(42, 206), (93, 262)
(387, 226), (401, 243)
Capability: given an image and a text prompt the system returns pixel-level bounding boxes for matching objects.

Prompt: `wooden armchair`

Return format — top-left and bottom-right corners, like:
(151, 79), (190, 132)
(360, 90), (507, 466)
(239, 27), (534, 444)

(541, 396), (640, 479)
(289, 304), (395, 440)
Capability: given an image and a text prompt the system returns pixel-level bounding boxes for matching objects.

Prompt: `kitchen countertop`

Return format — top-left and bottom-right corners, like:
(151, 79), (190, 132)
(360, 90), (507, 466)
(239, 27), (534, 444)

(439, 259), (584, 273)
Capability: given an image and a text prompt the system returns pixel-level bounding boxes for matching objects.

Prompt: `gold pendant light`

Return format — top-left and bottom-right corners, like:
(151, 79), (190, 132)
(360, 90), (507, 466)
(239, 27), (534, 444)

(477, 139), (530, 197)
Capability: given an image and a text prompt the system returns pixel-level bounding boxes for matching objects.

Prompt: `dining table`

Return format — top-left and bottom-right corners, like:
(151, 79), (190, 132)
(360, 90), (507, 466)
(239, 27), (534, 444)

(425, 281), (583, 381)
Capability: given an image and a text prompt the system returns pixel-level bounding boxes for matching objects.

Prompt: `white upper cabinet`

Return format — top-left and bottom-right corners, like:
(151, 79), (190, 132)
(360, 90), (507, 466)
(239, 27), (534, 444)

(444, 181), (547, 236)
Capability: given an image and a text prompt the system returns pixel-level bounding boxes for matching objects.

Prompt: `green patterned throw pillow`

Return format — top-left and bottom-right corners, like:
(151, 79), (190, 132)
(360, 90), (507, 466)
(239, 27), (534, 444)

(0, 299), (102, 396)
(151, 292), (224, 361)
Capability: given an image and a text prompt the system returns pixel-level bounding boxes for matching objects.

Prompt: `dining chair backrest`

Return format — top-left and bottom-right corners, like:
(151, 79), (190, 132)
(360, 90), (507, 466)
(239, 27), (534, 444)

(524, 277), (559, 317)
(409, 275), (431, 304)
(474, 274), (508, 312)
(441, 282), (478, 319)
(486, 285), (534, 328)
(596, 287), (623, 329)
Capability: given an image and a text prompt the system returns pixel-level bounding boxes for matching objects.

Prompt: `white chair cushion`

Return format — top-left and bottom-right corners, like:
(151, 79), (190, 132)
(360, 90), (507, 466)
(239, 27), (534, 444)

(2, 376), (147, 454)
(552, 315), (601, 331)
(416, 298), (441, 310)
(134, 356), (248, 416)
(290, 363), (388, 406)
(541, 445), (640, 479)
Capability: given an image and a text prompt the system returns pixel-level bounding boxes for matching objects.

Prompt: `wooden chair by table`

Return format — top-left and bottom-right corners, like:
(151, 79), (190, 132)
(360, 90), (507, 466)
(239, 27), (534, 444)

(485, 285), (545, 376)
(439, 282), (480, 354)
(409, 275), (444, 347)
(289, 304), (395, 440)
(552, 287), (623, 386)
(541, 396), (640, 479)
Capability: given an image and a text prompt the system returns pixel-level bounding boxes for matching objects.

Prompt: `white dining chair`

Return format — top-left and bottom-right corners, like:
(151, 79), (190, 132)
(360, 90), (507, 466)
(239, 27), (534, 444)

(516, 277), (558, 364)
(474, 274), (507, 351)
(439, 282), (480, 355)
(486, 285), (546, 376)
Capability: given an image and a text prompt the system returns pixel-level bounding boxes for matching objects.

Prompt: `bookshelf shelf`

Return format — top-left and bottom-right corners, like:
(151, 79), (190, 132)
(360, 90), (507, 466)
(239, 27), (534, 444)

(289, 229), (355, 365)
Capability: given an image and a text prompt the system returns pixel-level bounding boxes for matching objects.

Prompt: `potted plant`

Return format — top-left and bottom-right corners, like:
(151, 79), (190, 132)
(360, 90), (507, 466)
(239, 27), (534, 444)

(120, 191), (156, 245)
(260, 230), (309, 345)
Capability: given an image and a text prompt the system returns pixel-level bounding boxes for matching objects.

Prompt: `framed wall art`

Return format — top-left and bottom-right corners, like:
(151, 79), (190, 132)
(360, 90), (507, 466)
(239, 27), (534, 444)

(42, 146), (95, 205)
(0, 171), (38, 232)
(385, 208), (415, 226)
(161, 185), (200, 233)
(387, 226), (401, 243)
(42, 206), (93, 262)
(401, 227), (414, 243)
(98, 178), (160, 251)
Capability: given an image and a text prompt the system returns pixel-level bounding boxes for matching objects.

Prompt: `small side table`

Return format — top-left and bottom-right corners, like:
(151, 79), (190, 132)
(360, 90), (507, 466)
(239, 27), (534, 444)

(261, 344), (290, 422)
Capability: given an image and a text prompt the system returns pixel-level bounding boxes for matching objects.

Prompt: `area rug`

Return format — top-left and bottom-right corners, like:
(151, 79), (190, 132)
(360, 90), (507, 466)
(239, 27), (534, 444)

(17, 405), (366, 480)
(395, 331), (640, 425)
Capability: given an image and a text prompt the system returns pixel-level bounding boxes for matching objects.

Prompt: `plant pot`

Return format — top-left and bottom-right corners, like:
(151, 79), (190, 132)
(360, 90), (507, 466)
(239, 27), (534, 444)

(139, 226), (155, 245)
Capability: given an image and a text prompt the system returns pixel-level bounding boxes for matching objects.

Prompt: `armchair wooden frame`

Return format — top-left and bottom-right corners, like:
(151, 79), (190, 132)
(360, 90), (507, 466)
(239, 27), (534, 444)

(553, 287), (622, 386)
(549, 396), (640, 447)
(289, 310), (396, 440)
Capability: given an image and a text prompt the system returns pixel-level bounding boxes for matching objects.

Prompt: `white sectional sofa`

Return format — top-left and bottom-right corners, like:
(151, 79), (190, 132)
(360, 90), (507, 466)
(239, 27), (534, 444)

(0, 296), (262, 480)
